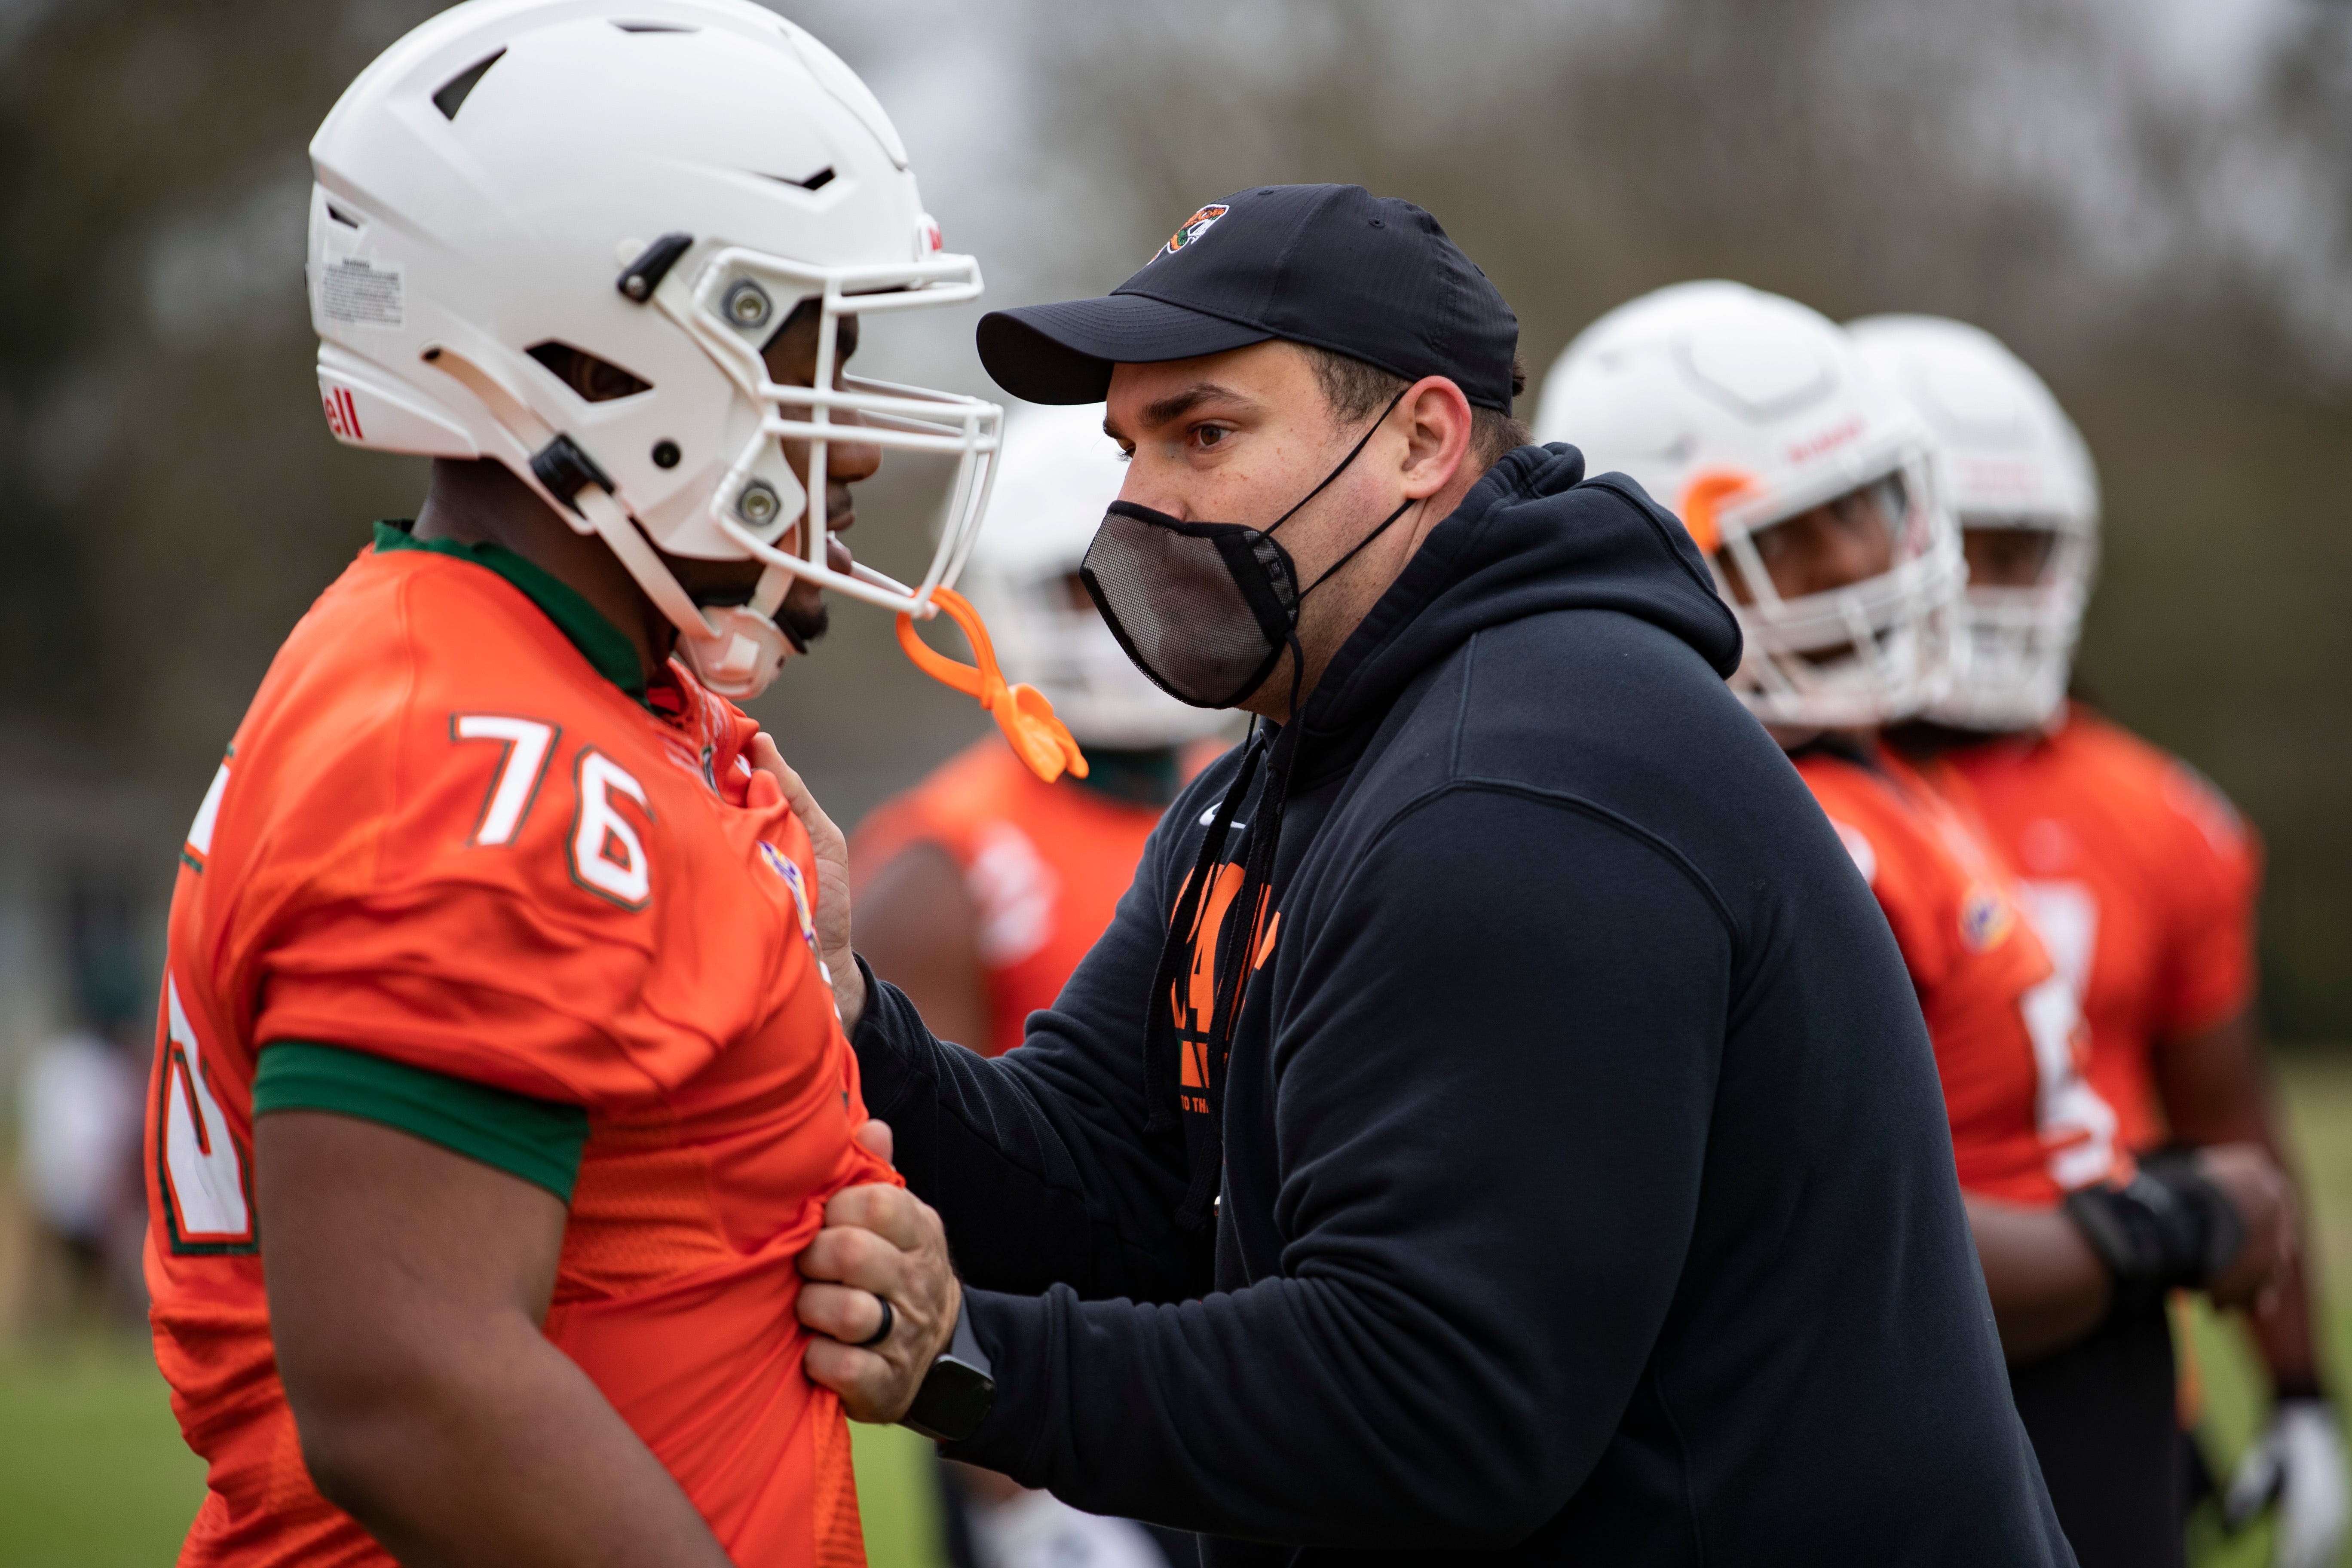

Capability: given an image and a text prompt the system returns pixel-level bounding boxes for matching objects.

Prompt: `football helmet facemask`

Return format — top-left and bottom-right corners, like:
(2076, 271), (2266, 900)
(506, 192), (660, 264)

(1535, 280), (1964, 731)
(308, 0), (1001, 699)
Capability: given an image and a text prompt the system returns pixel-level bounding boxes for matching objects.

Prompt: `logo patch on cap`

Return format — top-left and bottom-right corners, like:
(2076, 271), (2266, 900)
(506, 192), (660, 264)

(1155, 204), (1229, 261)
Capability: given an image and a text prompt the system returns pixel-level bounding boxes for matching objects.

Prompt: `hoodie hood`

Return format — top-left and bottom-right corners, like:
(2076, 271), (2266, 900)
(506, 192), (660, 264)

(1303, 443), (1742, 747)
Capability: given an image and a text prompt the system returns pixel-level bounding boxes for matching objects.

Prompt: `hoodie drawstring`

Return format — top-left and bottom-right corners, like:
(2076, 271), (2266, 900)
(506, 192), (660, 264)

(1145, 714), (1299, 1233)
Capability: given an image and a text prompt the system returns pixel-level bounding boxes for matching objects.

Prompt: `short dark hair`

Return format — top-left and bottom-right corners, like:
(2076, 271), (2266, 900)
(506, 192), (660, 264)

(1301, 344), (1532, 473)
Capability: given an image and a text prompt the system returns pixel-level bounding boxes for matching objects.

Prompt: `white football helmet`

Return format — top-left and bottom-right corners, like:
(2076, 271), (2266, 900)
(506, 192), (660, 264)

(307, 0), (1001, 698)
(1849, 315), (2100, 731)
(956, 404), (1231, 749)
(1534, 281), (1964, 729)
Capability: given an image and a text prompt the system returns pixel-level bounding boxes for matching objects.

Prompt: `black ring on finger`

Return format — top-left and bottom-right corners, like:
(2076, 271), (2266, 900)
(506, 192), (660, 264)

(854, 1293), (895, 1348)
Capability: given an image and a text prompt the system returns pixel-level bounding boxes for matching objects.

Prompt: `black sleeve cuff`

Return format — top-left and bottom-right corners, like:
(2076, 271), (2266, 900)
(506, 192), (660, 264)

(2062, 1158), (2245, 1295)
(935, 1285), (1054, 1480)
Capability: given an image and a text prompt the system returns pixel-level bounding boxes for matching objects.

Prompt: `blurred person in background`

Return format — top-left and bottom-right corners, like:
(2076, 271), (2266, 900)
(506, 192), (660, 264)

(18, 995), (145, 1330)
(1539, 279), (2296, 1568)
(854, 400), (1226, 1568)
(1854, 314), (2346, 1568)
(856, 401), (1230, 1059)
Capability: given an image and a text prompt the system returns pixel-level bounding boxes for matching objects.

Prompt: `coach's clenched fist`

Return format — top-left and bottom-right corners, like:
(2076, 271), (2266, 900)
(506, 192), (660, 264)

(796, 1119), (961, 1422)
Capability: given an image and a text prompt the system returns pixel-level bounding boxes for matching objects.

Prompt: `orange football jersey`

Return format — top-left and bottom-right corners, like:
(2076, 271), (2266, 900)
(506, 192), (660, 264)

(1795, 744), (2124, 1206)
(1937, 704), (2260, 1151)
(851, 738), (1199, 1058)
(144, 533), (891, 1567)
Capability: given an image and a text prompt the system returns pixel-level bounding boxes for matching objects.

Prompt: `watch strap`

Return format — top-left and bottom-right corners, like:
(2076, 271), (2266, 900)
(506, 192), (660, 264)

(901, 1294), (996, 1444)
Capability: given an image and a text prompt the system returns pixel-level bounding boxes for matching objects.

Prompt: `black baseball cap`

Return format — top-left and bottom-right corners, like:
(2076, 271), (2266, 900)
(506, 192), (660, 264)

(976, 184), (1521, 413)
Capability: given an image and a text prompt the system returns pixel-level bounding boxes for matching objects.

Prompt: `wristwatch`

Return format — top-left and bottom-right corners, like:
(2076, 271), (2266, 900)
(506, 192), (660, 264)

(900, 1295), (996, 1443)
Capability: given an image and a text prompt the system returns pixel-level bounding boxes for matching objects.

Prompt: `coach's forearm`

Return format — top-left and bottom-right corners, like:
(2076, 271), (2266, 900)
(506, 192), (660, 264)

(1966, 1194), (2112, 1363)
(287, 1311), (730, 1568)
(851, 957), (1197, 1302)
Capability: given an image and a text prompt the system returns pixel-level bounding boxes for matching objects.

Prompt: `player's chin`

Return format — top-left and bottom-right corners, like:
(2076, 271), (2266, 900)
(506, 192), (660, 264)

(781, 591), (830, 649)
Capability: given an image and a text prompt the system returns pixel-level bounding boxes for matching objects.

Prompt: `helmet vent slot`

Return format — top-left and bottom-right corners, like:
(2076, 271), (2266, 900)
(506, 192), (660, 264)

(766, 165), (836, 192)
(527, 342), (652, 403)
(614, 21), (698, 32)
(325, 202), (361, 229)
(432, 49), (505, 120)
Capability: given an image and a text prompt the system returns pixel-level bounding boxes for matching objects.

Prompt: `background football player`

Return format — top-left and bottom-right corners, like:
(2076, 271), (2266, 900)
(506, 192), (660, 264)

(853, 401), (1226, 1567)
(1853, 312), (2348, 1568)
(1538, 280), (2294, 1568)
(855, 402), (1231, 1056)
(142, 3), (1001, 1562)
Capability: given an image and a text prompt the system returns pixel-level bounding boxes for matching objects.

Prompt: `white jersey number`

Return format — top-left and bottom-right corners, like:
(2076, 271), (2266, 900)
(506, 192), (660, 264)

(2021, 973), (2119, 1191)
(451, 714), (558, 846)
(568, 750), (653, 909)
(158, 976), (254, 1252)
(2019, 879), (2098, 1001)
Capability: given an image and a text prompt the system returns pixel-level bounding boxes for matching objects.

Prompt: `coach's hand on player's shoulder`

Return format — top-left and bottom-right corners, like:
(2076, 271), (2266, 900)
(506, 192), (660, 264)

(2199, 1140), (2297, 1311)
(750, 733), (867, 1031)
(795, 1118), (960, 1421)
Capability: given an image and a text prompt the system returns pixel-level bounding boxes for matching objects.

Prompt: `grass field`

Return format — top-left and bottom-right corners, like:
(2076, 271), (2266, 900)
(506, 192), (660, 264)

(10, 1055), (2352, 1567)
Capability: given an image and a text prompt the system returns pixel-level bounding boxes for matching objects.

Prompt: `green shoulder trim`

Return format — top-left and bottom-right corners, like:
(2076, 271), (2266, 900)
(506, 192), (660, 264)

(374, 519), (645, 698)
(254, 1040), (588, 1204)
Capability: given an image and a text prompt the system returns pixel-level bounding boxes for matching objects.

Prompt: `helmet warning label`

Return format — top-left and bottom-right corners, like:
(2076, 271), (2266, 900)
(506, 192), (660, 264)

(321, 257), (404, 328)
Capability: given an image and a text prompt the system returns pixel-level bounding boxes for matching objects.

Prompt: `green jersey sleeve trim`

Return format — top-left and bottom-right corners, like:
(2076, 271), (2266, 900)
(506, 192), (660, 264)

(253, 1040), (589, 1204)
(372, 519), (646, 699)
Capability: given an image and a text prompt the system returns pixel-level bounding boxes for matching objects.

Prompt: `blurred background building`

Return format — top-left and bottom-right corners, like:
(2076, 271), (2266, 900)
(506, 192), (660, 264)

(0, 0), (2348, 1557)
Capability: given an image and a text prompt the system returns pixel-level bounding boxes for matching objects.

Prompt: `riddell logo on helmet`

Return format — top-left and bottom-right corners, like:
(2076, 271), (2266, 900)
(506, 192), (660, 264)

(1155, 204), (1229, 261)
(1785, 417), (1862, 465)
(321, 385), (363, 441)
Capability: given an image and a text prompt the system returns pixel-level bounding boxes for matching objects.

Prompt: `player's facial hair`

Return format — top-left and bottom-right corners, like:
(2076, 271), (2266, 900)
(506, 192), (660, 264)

(778, 596), (829, 647)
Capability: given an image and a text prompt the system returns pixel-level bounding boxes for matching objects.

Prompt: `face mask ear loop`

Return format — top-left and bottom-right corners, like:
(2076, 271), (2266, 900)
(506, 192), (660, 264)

(1300, 494), (1421, 600)
(1279, 631), (1307, 727)
(1263, 384), (1415, 539)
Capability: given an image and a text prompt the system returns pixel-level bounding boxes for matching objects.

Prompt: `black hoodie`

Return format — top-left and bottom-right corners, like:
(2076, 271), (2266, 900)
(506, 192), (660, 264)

(852, 445), (2073, 1565)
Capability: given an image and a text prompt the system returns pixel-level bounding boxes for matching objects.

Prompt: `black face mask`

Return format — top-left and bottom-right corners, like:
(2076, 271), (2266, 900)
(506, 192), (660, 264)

(1080, 389), (1416, 709)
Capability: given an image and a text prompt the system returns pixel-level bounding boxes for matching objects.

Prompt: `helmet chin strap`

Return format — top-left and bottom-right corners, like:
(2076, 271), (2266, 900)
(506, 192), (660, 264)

(419, 346), (793, 701)
(573, 488), (791, 699)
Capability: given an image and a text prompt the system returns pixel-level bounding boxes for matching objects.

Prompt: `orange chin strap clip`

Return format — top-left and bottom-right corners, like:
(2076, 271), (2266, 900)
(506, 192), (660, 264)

(896, 588), (1089, 784)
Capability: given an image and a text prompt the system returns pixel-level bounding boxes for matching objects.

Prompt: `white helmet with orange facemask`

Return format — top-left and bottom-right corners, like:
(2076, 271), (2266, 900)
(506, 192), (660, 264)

(1533, 281), (1965, 730)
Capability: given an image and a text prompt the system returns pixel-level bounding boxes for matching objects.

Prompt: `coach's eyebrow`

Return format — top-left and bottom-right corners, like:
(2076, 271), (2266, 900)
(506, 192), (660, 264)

(1142, 382), (1251, 430)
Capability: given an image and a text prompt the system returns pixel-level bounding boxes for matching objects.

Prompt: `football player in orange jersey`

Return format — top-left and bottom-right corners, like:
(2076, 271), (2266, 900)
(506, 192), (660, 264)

(855, 402), (1232, 1058)
(1855, 314), (2345, 1568)
(1538, 280), (2294, 1568)
(142, 4), (1016, 1564)
(854, 402), (1225, 1568)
